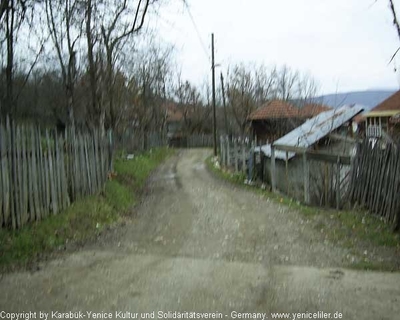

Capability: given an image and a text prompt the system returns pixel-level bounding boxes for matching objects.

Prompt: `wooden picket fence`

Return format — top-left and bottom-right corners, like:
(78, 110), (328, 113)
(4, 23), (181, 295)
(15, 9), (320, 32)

(348, 140), (400, 230)
(0, 119), (110, 229)
(220, 136), (252, 174)
(187, 134), (214, 148)
(115, 130), (166, 152)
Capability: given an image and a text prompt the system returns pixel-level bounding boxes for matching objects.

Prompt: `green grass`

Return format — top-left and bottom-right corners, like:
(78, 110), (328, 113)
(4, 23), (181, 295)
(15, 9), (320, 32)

(350, 260), (397, 272)
(206, 155), (400, 270)
(104, 179), (134, 211)
(115, 148), (173, 190)
(0, 147), (174, 271)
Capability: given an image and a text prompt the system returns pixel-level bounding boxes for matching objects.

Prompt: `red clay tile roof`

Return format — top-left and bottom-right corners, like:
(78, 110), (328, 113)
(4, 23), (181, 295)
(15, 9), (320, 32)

(248, 100), (331, 121)
(300, 103), (331, 117)
(370, 90), (400, 112)
(248, 100), (300, 120)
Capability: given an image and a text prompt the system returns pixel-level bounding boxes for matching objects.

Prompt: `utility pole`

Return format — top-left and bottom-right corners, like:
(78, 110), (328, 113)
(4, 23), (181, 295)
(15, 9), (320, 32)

(211, 33), (217, 156)
(220, 72), (228, 135)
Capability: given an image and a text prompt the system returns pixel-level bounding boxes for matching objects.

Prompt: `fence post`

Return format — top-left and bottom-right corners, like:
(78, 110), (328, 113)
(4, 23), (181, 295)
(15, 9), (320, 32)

(324, 163), (329, 207)
(303, 151), (310, 204)
(224, 136), (227, 165)
(336, 156), (340, 210)
(251, 139), (256, 181)
(234, 138), (239, 173)
(227, 136), (230, 167)
(285, 151), (289, 194)
(220, 136), (224, 164)
(242, 138), (246, 173)
(271, 145), (276, 192)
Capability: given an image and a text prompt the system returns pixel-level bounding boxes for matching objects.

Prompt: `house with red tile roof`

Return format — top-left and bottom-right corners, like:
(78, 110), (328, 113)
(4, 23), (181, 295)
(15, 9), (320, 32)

(363, 90), (400, 141)
(248, 100), (331, 142)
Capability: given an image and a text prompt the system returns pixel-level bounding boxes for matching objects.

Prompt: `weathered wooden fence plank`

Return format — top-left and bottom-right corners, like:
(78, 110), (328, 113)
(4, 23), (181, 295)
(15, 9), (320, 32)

(349, 140), (400, 229)
(0, 121), (110, 230)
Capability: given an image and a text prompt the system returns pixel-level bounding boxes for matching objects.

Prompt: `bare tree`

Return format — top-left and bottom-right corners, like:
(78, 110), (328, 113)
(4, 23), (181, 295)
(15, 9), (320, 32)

(99, 0), (154, 133)
(45, 0), (83, 127)
(226, 64), (257, 134)
(0, 0), (46, 117)
(0, 0), (26, 115)
(123, 43), (173, 148)
(276, 65), (299, 101)
(388, 0), (400, 64)
(224, 63), (320, 135)
(253, 65), (277, 104)
(175, 78), (211, 134)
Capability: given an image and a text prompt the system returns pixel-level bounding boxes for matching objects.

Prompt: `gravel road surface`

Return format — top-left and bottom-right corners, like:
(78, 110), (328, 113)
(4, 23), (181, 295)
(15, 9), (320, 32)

(1, 149), (399, 320)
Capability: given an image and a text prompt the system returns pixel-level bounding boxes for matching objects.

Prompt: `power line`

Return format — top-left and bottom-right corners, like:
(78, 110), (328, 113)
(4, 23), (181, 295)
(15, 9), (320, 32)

(183, 1), (211, 62)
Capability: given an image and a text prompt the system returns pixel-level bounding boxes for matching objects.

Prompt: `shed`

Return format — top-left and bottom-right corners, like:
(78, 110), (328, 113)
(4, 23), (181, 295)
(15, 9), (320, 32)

(255, 105), (363, 204)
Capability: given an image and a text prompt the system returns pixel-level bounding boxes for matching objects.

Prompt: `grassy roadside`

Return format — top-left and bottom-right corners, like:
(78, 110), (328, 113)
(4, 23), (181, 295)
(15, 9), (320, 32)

(0, 147), (174, 272)
(206, 156), (400, 271)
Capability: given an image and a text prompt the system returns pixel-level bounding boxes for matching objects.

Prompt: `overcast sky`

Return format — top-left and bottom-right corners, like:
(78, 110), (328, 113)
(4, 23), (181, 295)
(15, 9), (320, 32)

(149, 0), (400, 95)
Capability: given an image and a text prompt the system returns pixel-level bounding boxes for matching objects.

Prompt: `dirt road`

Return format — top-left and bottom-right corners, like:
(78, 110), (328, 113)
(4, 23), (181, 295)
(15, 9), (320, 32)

(1, 149), (399, 319)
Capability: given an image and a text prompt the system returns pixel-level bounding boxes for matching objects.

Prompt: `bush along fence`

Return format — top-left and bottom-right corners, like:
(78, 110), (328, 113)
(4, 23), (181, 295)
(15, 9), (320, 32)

(0, 119), (110, 230)
(348, 140), (400, 230)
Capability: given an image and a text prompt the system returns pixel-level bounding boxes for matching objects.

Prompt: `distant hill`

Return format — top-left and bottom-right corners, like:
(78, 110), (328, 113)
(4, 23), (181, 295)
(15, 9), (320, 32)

(316, 90), (397, 111)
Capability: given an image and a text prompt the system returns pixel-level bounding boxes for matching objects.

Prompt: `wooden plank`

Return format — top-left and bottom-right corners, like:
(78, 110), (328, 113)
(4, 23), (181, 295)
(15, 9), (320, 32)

(56, 131), (64, 209)
(60, 133), (70, 208)
(81, 132), (87, 195)
(4, 121), (10, 226)
(273, 144), (306, 153)
(7, 118), (16, 229)
(84, 134), (92, 194)
(91, 134), (97, 193)
(241, 140), (246, 173)
(15, 125), (22, 228)
(46, 130), (58, 215)
(99, 129), (105, 187)
(374, 147), (390, 214)
(271, 145), (276, 192)
(336, 157), (340, 210)
(74, 130), (79, 196)
(21, 125), (29, 225)
(226, 136), (230, 167)
(0, 121), (10, 226)
(285, 151), (289, 194)
(0, 122), (4, 227)
(27, 125), (34, 222)
(31, 126), (40, 221)
(219, 136), (223, 165)
(306, 151), (351, 165)
(234, 138), (238, 173)
(93, 131), (100, 192)
(303, 152), (310, 204)
(37, 125), (48, 217)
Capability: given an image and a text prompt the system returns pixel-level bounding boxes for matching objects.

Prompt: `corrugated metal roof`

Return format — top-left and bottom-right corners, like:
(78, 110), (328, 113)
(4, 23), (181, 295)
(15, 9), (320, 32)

(255, 144), (295, 160)
(273, 105), (363, 150)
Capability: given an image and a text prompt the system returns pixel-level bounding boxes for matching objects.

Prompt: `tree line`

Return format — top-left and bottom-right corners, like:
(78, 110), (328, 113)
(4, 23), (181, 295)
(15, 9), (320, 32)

(0, 0), (319, 138)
